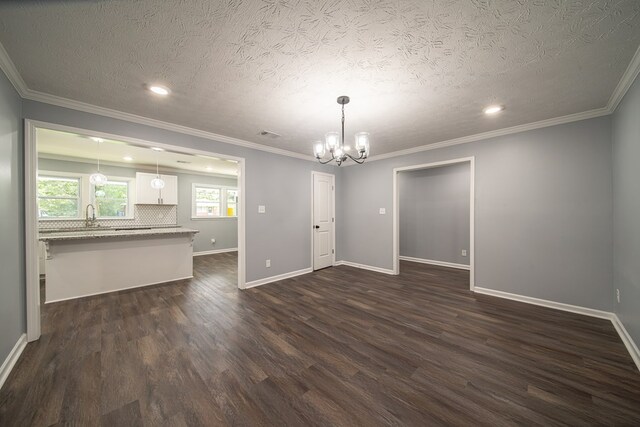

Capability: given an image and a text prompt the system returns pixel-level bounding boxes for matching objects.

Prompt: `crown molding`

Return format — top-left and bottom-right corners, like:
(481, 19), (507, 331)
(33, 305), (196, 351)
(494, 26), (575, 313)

(356, 107), (610, 164)
(2, 39), (639, 166)
(21, 89), (316, 162)
(607, 44), (640, 113)
(0, 41), (28, 97)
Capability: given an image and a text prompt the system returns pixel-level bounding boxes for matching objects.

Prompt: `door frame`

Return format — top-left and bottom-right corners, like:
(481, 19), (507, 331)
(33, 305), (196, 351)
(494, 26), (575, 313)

(310, 171), (336, 270)
(24, 119), (247, 342)
(392, 156), (475, 290)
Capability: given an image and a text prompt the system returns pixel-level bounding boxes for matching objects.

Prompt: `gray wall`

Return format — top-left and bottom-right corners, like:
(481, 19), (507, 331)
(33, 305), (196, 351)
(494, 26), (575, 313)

(0, 68), (25, 363)
(399, 163), (470, 265)
(339, 116), (613, 311)
(23, 100), (341, 283)
(177, 173), (237, 253)
(612, 73), (640, 345)
(38, 157), (238, 253)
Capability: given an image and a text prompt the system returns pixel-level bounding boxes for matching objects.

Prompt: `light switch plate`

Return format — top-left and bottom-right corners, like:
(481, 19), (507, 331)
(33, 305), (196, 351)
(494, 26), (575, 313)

(379, 208), (386, 214)
(258, 205), (266, 213)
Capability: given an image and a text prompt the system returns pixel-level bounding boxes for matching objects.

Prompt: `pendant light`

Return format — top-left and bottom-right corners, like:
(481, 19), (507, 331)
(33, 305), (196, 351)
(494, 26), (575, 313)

(89, 137), (108, 185)
(314, 96), (369, 166)
(150, 147), (165, 189)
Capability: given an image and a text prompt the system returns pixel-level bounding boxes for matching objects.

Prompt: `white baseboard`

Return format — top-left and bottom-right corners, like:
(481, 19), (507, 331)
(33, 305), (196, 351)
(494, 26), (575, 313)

(399, 256), (470, 271)
(473, 287), (613, 319)
(334, 260), (395, 275)
(193, 248), (238, 256)
(0, 333), (27, 391)
(611, 314), (640, 371)
(475, 287), (640, 372)
(244, 267), (313, 289)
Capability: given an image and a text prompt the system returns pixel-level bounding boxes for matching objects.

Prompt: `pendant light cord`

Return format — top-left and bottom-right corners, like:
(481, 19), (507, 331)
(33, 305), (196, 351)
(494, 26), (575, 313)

(341, 103), (345, 150)
(96, 141), (101, 172)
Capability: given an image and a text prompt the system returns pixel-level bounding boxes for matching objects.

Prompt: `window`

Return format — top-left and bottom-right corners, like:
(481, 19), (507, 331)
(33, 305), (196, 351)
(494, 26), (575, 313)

(193, 185), (221, 218)
(192, 184), (238, 218)
(37, 175), (81, 218)
(226, 189), (238, 217)
(94, 180), (130, 218)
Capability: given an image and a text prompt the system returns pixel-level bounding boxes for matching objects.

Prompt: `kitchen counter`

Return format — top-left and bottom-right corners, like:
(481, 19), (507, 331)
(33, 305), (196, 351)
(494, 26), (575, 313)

(40, 226), (199, 303)
(39, 226), (199, 242)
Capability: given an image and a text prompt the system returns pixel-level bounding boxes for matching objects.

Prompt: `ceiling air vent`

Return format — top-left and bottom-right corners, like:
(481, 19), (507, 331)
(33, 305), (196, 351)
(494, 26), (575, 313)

(259, 130), (281, 139)
(176, 160), (191, 164)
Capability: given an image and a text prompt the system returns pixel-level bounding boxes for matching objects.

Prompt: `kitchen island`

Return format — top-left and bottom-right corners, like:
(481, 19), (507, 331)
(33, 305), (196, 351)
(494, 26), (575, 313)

(39, 226), (199, 303)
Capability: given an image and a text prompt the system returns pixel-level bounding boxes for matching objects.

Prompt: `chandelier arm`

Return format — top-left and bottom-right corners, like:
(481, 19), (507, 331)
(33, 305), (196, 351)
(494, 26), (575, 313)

(316, 157), (335, 165)
(345, 153), (366, 164)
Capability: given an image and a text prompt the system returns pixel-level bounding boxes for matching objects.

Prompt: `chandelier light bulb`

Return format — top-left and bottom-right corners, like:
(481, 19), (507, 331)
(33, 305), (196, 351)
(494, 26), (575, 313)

(325, 132), (339, 151)
(313, 142), (325, 159)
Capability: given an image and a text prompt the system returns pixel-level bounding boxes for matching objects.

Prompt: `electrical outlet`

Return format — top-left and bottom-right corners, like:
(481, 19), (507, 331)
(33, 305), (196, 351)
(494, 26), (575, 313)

(616, 289), (620, 304)
(461, 249), (467, 257)
(258, 205), (266, 213)
(379, 208), (386, 214)
(266, 259), (271, 268)
(211, 238), (216, 245)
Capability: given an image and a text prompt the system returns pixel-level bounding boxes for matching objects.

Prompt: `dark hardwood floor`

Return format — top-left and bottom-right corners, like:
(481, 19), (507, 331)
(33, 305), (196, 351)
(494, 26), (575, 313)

(1, 253), (639, 426)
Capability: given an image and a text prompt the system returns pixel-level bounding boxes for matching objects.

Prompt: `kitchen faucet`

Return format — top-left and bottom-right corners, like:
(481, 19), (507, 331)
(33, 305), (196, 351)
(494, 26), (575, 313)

(85, 204), (97, 227)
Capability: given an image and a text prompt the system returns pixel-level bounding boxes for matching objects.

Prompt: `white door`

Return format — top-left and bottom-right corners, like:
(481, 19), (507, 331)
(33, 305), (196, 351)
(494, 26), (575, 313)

(313, 172), (334, 270)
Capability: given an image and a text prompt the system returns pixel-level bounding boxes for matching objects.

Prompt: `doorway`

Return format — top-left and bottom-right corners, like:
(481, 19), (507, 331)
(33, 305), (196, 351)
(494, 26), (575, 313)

(392, 157), (475, 290)
(311, 171), (335, 270)
(24, 120), (246, 342)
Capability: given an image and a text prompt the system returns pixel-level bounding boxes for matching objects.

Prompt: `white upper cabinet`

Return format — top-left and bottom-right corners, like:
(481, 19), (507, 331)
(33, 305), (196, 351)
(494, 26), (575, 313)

(135, 172), (178, 205)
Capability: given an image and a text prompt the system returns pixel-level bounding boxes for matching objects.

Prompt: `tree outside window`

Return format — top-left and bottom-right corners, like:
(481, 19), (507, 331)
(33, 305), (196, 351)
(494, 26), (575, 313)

(37, 176), (81, 218)
(94, 180), (129, 217)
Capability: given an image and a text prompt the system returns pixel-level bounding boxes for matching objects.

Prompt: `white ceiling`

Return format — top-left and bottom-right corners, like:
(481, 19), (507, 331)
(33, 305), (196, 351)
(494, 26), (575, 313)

(1, 1), (639, 157)
(37, 128), (238, 177)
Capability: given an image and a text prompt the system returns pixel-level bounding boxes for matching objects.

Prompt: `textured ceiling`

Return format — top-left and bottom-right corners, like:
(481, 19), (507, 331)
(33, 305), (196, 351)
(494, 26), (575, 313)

(1, 0), (639, 156)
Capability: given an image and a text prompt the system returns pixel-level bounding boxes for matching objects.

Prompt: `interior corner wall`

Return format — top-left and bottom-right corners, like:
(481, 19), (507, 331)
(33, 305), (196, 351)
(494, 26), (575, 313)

(612, 72), (640, 345)
(21, 100), (341, 283)
(0, 68), (25, 364)
(399, 163), (470, 266)
(340, 116), (613, 311)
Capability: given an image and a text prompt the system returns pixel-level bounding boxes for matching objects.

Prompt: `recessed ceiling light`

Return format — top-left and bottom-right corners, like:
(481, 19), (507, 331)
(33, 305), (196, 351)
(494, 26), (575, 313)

(483, 105), (504, 115)
(90, 137), (104, 143)
(150, 147), (164, 152)
(123, 156), (133, 161)
(148, 85), (170, 96)
(206, 166), (213, 171)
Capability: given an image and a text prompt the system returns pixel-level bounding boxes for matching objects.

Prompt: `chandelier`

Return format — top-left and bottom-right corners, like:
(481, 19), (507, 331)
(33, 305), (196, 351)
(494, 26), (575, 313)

(313, 96), (369, 165)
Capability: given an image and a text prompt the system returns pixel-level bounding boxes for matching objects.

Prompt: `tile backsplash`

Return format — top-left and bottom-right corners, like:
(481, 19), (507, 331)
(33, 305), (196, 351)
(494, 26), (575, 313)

(39, 204), (178, 230)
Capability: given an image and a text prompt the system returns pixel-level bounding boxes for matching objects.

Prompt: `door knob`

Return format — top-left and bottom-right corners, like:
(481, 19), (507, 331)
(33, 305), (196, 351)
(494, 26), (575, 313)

(314, 225), (320, 229)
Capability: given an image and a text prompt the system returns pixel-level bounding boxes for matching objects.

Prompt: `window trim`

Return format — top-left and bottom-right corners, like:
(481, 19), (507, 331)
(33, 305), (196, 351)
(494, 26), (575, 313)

(37, 170), (135, 221)
(191, 183), (238, 220)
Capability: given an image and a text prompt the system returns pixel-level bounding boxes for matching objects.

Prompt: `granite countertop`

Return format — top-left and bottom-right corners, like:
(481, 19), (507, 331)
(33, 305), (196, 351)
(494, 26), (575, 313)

(39, 226), (199, 242)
